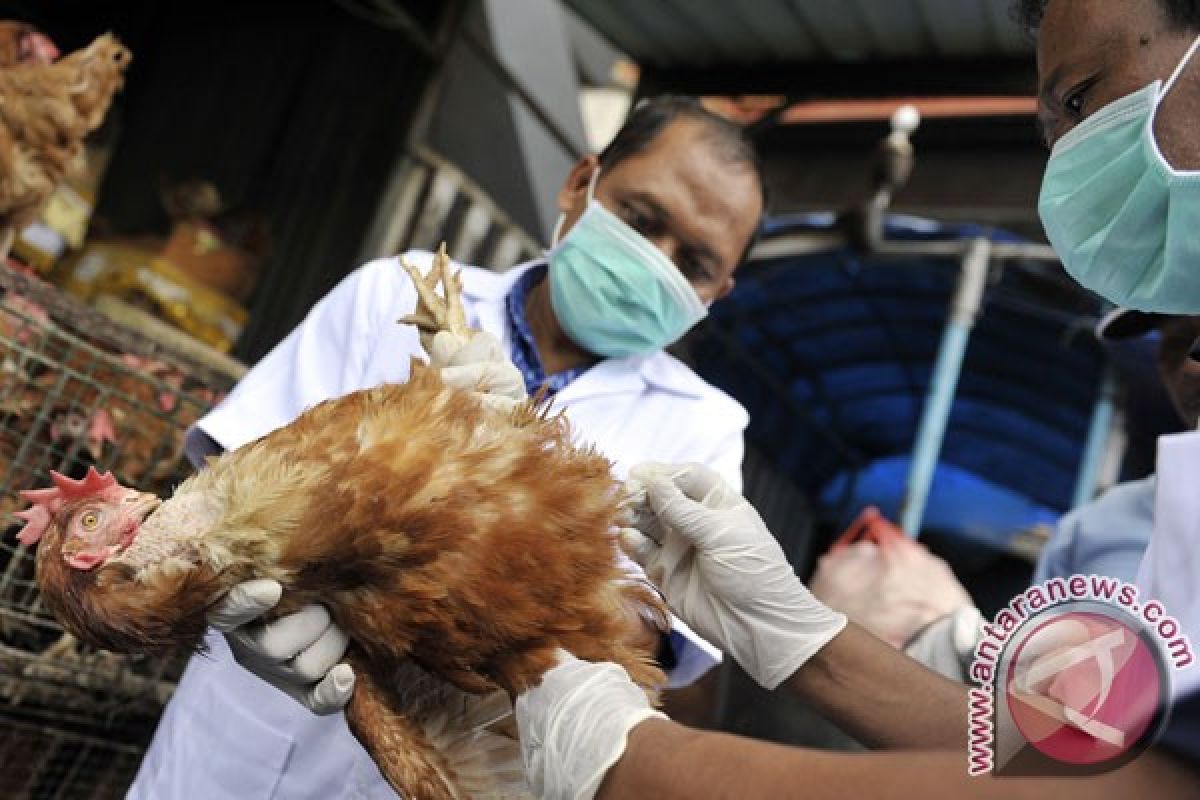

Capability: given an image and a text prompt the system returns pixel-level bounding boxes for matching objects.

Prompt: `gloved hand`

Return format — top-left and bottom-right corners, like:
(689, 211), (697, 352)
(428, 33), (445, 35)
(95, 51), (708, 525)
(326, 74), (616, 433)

(207, 578), (355, 715)
(621, 463), (848, 690)
(516, 650), (665, 800)
(903, 605), (985, 682)
(428, 330), (527, 413)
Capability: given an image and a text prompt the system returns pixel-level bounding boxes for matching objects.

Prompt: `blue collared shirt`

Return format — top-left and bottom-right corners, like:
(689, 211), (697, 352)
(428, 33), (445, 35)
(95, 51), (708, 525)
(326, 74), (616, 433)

(505, 263), (590, 396)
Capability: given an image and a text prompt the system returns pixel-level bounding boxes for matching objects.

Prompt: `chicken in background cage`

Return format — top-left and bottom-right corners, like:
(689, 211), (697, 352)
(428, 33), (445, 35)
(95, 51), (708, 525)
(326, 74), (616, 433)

(0, 263), (240, 799)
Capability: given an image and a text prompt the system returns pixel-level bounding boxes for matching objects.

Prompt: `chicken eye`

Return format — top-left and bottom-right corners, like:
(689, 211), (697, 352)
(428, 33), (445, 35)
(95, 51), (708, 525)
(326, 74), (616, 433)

(80, 511), (99, 531)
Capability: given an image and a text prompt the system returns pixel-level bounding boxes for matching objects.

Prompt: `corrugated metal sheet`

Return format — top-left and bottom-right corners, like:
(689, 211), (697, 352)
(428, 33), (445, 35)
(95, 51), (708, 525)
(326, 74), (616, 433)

(566, 0), (1031, 69)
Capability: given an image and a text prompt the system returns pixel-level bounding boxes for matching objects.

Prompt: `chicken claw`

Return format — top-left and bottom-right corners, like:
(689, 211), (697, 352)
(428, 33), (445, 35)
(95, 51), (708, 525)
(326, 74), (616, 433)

(398, 242), (470, 352)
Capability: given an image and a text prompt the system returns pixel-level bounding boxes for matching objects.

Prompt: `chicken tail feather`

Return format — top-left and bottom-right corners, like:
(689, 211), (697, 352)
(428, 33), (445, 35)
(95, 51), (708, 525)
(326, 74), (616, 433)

(424, 691), (534, 800)
(347, 652), (537, 800)
(345, 653), (464, 800)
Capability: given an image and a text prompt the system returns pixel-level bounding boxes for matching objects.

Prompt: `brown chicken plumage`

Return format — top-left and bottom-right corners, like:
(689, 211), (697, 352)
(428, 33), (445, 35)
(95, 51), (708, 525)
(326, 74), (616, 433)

(16, 247), (666, 799)
(0, 22), (60, 68)
(0, 33), (129, 258)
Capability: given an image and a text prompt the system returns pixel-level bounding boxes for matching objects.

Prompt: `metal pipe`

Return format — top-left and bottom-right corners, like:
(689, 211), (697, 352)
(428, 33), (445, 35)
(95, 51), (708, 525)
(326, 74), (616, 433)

(867, 237), (1060, 263)
(900, 236), (992, 536)
(1072, 366), (1119, 508)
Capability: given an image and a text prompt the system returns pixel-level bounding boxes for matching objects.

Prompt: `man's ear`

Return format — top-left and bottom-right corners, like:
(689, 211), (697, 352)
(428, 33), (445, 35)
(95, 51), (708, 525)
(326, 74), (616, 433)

(714, 277), (735, 303)
(557, 154), (599, 214)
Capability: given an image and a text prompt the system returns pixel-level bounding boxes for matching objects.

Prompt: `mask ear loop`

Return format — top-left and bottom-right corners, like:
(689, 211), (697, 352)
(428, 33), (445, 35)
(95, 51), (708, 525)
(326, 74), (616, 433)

(1148, 33), (1200, 175)
(550, 166), (602, 247)
(1164, 33), (1200, 96)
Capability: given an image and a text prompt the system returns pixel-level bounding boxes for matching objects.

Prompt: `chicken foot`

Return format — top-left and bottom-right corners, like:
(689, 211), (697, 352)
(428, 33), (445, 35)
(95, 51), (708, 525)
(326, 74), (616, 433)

(398, 242), (470, 353)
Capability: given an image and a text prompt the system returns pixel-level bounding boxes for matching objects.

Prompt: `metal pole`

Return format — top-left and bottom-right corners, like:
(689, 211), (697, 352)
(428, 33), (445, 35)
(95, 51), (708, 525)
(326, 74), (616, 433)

(900, 237), (992, 537)
(1072, 366), (1119, 508)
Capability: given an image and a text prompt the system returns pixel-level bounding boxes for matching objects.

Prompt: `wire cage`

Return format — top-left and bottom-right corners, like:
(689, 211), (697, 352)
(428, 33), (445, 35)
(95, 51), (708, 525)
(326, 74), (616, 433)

(0, 713), (148, 800)
(0, 262), (241, 796)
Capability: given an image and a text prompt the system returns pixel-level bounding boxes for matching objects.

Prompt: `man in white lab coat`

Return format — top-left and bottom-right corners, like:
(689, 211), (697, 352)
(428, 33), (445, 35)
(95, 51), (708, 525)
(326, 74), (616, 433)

(128, 95), (764, 798)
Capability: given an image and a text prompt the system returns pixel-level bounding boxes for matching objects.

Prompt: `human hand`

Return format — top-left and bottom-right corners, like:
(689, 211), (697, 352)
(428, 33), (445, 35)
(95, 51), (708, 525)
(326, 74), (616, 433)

(516, 650), (665, 800)
(621, 463), (847, 689)
(207, 578), (355, 715)
(429, 330), (526, 413)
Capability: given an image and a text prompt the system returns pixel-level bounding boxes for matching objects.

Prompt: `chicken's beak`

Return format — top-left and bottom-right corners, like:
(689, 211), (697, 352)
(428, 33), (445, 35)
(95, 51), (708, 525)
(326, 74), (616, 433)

(113, 493), (161, 554)
(133, 492), (162, 521)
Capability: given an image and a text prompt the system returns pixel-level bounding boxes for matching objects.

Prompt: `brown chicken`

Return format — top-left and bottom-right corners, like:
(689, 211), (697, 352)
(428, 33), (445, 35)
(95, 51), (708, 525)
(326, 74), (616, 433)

(0, 33), (129, 259)
(0, 22), (60, 67)
(15, 247), (667, 799)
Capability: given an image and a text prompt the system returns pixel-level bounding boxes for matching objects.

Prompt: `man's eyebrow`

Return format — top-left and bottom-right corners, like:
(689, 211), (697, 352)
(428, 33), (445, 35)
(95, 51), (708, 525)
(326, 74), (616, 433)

(624, 190), (722, 268)
(624, 190), (671, 223)
(1039, 63), (1065, 110)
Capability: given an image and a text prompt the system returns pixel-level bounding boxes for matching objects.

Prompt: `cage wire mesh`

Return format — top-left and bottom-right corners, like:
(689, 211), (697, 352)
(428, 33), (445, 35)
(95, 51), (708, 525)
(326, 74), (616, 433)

(0, 715), (146, 800)
(0, 263), (240, 799)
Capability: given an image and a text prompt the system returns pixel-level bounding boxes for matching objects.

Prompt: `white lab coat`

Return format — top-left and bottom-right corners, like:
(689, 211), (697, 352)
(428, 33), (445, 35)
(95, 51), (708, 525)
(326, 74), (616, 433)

(129, 252), (748, 800)
(1138, 431), (1200, 701)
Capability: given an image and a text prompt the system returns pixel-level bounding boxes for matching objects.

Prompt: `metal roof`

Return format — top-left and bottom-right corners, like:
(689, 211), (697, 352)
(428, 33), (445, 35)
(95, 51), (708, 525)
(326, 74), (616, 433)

(566, 0), (1031, 69)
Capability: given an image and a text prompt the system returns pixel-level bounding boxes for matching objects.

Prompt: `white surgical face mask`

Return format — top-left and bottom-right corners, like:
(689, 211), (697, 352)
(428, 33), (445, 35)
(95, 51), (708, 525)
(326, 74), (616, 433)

(545, 168), (707, 358)
(1038, 34), (1200, 314)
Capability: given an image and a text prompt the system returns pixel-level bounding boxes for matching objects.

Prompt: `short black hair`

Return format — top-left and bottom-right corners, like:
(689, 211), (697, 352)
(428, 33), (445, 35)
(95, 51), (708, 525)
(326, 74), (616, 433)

(1016, 0), (1200, 34)
(597, 95), (767, 263)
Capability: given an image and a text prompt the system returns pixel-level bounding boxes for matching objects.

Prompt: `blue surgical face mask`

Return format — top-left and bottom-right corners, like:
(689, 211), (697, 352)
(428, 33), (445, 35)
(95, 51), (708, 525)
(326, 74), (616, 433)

(1038, 34), (1200, 314)
(546, 170), (708, 358)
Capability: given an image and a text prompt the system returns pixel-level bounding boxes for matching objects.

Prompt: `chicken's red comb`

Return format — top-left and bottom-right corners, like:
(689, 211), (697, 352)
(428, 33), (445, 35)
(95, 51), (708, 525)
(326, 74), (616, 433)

(50, 467), (119, 501)
(14, 467), (121, 546)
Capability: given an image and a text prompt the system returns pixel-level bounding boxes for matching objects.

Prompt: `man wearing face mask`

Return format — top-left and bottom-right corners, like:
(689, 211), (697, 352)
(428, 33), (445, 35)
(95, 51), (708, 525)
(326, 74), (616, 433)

(1026, 0), (1200, 763)
(128, 96), (764, 799)
(502, 2), (1200, 798)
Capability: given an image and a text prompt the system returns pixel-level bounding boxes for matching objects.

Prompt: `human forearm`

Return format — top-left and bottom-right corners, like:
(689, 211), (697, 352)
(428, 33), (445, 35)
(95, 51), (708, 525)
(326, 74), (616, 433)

(784, 622), (968, 750)
(597, 718), (821, 800)
(599, 720), (1198, 800)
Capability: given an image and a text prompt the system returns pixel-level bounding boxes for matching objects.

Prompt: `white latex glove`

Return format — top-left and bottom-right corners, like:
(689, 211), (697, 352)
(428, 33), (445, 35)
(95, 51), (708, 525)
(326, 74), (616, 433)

(207, 579), (355, 715)
(516, 650), (665, 800)
(428, 330), (527, 413)
(621, 463), (848, 690)
(903, 606), (985, 682)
